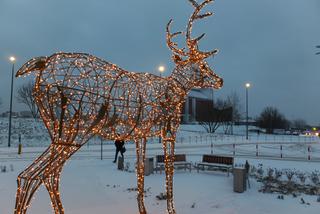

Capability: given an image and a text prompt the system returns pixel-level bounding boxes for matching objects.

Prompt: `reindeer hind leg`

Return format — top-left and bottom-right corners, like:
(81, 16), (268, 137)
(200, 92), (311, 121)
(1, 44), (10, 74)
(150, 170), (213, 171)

(135, 138), (147, 214)
(162, 129), (177, 214)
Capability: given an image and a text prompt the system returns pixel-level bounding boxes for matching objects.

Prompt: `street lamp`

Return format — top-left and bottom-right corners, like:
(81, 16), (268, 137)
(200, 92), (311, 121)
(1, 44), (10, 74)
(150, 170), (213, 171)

(245, 83), (250, 140)
(158, 65), (165, 76)
(158, 65), (165, 144)
(8, 56), (16, 147)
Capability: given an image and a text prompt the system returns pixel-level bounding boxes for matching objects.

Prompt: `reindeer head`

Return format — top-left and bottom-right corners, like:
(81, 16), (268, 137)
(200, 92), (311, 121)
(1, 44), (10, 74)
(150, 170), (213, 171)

(167, 0), (223, 89)
(15, 56), (48, 78)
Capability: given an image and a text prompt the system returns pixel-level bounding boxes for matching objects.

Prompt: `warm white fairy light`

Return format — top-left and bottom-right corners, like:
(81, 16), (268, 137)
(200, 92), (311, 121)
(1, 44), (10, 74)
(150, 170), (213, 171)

(14, 1), (222, 214)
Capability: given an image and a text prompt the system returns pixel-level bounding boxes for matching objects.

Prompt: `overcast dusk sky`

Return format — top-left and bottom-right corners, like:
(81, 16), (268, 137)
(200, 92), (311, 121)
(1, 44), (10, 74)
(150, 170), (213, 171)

(0, 0), (320, 124)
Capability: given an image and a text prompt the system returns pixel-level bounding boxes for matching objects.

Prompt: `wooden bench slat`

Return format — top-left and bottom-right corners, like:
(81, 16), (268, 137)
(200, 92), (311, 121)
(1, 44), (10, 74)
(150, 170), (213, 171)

(202, 155), (233, 165)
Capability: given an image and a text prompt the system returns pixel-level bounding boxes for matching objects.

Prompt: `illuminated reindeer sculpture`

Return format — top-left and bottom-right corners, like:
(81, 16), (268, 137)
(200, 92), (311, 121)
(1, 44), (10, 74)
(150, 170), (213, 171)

(14, 0), (222, 213)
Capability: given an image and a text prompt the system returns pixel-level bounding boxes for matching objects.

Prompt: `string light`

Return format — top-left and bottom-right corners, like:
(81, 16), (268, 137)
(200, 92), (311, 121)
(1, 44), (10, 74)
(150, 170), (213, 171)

(13, 1), (222, 214)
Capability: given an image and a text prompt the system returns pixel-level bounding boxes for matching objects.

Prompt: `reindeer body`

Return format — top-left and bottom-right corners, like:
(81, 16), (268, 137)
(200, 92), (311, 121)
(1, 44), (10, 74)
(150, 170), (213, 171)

(32, 52), (187, 141)
(14, 1), (223, 214)
(14, 52), (188, 214)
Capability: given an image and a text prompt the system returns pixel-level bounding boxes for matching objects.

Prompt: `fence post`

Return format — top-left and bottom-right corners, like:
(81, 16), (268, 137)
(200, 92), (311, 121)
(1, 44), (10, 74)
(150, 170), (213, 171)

(308, 145), (311, 161)
(211, 143), (213, 154)
(18, 134), (22, 155)
(233, 144), (235, 156)
(280, 145), (282, 159)
(256, 144), (258, 157)
(100, 138), (103, 160)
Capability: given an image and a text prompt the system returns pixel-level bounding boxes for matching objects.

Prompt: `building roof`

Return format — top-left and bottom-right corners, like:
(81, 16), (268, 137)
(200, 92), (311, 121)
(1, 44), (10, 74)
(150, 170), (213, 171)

(187, 89), (212, 100)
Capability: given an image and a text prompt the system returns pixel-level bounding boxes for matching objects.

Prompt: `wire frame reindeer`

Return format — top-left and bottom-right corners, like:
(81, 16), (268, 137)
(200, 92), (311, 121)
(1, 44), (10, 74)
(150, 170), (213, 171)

(14, 0), (222, 213)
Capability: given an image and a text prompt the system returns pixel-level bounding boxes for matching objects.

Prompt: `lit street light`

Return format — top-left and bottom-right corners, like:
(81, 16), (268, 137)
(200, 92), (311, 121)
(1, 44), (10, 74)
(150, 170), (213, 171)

(158, 65), (165, 76)
(8, 56), (16, 147)
(245, 83), (251, 140)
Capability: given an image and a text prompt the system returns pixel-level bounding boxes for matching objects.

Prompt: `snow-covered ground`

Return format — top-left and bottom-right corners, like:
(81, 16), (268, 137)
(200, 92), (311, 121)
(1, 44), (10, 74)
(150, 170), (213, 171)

(0, 118), (320, 213)
(1, 157), (320, 214)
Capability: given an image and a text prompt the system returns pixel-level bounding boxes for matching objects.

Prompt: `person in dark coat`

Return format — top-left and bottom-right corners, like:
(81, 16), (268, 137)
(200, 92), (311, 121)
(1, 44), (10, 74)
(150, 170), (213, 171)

(113, 139), (125, 163)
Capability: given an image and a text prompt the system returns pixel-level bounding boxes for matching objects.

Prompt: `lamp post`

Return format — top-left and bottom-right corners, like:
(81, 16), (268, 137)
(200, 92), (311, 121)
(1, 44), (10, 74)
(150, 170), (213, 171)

(158, 65), (165, 144)
(8, 56), (16, 147)
(245, 83), (250, 140)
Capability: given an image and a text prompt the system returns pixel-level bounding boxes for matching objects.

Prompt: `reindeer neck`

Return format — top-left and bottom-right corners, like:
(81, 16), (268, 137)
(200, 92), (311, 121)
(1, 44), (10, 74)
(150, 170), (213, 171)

(168, 65), (198, 97)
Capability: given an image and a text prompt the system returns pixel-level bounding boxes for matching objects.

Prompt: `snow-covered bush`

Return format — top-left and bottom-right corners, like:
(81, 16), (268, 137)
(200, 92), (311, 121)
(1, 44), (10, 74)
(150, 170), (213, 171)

(257, 166), (320, 196)
(296, 171), (307, 185)
(266, 168), (274, 181)
(274, 169), (282, 181)
(310, 170), (320, 186)
(249, 165), (257, 176)
(256, 164), (264, 179)
(284, 169), (295, 182)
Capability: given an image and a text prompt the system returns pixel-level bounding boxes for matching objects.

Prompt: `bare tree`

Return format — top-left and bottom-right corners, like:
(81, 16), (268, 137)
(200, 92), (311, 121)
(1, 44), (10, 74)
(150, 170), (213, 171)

(0, 97), (3, 115)
(292, 119), (307, 131)
(16, 81), (39, 118)
(315, 45), (320, 55)
(257, 106), (289, 134)
(197, 98), (233, 133)
(226, 91), (242, 123)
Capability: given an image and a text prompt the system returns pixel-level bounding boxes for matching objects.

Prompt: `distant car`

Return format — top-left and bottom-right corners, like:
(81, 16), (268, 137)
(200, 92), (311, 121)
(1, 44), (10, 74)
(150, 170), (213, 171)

(291, 131), (299, 136)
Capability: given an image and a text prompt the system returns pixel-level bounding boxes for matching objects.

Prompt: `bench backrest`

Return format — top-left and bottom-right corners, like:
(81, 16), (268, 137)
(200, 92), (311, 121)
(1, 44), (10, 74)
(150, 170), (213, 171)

(202, 155), (233, 165)
(156, 154), (186, 163)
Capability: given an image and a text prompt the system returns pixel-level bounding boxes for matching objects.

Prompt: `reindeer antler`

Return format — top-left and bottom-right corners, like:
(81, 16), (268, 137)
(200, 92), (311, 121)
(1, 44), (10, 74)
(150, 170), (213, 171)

(166, 0), (218, 65)
(186, 0), (218, 60)
(166, 19), (188, 56)
(166, 19), (189, 64)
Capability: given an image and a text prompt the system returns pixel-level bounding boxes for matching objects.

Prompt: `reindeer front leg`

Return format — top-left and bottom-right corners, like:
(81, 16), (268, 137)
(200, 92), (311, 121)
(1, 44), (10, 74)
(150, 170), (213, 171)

(15, 144), (77, 214)
(43, 165), (65, 214)
(135, 138), (147, 214)
(15, 177), (42, 214)
(14, 146), (53, 214)
(162, 129), (176, 214)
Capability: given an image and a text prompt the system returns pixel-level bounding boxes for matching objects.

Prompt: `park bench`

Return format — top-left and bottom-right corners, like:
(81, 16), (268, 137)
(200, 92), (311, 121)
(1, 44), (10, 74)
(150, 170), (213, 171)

(197, 154), (233, 176)
(155, 154), (192, 174)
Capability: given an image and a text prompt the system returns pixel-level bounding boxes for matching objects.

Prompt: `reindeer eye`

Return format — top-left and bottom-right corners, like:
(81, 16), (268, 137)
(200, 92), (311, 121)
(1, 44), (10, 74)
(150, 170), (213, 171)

(173, 55), (182, 62)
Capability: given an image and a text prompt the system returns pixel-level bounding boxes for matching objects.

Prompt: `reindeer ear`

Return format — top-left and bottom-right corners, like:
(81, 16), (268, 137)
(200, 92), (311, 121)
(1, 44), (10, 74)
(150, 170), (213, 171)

(16, 56), (47, 77)
(172, 55), (182, 63)
(34, 59), (46, 70)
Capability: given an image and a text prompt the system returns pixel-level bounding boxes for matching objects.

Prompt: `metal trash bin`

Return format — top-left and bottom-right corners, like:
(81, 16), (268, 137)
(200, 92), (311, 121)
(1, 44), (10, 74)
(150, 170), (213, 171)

(233, 167), (247, 193)
(144, 157), (154, 176)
